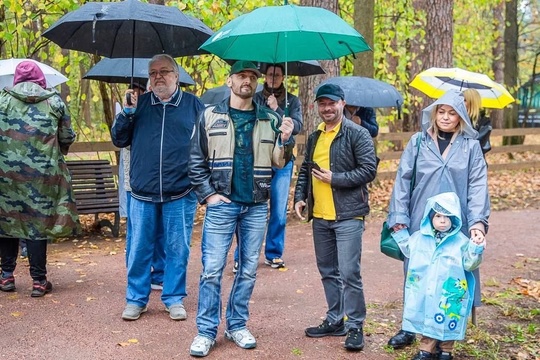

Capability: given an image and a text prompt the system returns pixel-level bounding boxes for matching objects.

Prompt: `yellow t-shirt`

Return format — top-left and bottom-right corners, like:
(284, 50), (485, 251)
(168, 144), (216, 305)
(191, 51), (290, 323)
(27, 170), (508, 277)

(312, 121), (341, 220)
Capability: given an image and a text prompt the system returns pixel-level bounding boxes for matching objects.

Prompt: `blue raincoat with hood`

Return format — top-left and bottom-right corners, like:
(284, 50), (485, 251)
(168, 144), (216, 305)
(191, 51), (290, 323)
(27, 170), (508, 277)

(387, 89), (490, 305)
(392, 192), (484, 340)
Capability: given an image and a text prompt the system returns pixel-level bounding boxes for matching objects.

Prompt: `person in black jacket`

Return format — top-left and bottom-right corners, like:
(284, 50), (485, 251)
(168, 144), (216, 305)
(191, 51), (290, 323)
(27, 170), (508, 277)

(293, 84), (377, 352)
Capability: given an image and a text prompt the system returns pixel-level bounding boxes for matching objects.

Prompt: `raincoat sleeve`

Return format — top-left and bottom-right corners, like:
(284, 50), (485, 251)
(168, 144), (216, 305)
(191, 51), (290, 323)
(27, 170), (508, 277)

(51, 95), (76, 155)
(111, 111), (134, 148)
(391, 228), (412, 258)
(463, 238), (484, 271)
(466, 143), (490, 234)
(387, 132), (422, 228)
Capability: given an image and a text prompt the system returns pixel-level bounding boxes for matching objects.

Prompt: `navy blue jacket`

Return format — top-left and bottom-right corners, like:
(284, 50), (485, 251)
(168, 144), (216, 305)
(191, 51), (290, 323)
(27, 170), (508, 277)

(355, 107), (379, 138)
(112, 90), (204, 202)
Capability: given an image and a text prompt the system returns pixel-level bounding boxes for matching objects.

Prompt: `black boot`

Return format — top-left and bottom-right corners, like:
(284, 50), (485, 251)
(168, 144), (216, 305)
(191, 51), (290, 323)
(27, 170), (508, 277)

(411, 350), (434, 360)
(388, 329), (416, 349)
(438, 351), (453, 360)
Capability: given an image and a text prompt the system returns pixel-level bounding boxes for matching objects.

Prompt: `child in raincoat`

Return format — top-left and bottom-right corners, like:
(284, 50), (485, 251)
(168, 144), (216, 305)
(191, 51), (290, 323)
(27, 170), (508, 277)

(391, 192), (486, 360)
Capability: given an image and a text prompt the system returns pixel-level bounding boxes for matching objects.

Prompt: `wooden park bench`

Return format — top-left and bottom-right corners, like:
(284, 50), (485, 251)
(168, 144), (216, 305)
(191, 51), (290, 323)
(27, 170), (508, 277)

(66, 160), (120, 237)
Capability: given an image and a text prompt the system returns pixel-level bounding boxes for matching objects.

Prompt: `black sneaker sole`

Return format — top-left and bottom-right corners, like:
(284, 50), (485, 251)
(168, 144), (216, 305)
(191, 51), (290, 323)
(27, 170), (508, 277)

(344, 342), (365, 351)
(305, 328), (347, 338)
(0, 285), (15, 292)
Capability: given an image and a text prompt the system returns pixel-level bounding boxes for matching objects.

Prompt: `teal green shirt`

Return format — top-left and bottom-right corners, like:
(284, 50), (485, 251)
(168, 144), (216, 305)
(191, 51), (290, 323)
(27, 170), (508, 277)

(229, 108), (256, 204)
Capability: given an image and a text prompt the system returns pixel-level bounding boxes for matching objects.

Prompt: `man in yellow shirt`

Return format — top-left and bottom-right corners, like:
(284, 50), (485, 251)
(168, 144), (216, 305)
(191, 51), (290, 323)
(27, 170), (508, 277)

(293, 84), (377, 351)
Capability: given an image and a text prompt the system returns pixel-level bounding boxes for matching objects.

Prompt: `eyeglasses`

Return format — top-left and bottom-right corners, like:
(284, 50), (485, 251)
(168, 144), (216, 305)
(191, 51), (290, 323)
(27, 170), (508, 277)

(149, 69), (175, 78)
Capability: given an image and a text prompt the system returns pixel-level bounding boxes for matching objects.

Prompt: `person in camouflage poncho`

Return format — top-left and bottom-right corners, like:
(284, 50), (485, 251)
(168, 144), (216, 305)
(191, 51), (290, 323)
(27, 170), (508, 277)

(0, 61), (79, 297)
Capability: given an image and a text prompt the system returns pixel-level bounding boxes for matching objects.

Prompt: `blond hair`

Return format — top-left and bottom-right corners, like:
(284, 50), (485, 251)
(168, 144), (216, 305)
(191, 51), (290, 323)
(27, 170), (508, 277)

(462, 89), (481, 125)
(430, 104), (465, 136)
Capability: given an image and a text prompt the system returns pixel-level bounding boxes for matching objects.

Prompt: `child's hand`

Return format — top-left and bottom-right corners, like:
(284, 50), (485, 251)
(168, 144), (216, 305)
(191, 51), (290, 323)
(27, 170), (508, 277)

(470, 229), (485, 246)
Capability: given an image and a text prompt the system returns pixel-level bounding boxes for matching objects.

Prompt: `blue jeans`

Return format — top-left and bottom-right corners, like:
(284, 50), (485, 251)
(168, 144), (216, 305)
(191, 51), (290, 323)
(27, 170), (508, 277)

(265, 160), (293, 260)
(312, 218), (366, 329)
(125, 193), (165, 285)
(126, 193), (197, 308)
(196, 201), (268, 339)
(233, 160), (293, 262)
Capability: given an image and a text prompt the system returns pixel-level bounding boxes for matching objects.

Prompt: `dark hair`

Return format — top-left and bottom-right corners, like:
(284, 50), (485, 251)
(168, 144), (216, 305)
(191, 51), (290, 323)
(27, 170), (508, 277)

(266, 63), (285, 75)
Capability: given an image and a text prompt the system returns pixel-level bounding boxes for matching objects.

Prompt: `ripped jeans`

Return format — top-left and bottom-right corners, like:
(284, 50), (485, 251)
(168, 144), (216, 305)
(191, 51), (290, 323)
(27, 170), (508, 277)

(195, 201), (268, 339)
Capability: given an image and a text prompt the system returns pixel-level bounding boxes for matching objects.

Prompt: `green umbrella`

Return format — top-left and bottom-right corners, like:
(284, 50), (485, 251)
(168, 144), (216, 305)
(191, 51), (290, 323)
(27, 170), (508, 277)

(200, 4), (370, 114)
(199, 4), (370, 62)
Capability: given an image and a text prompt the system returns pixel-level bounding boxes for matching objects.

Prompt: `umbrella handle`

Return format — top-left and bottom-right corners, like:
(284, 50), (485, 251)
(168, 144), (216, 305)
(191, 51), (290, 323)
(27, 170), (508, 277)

(271, 118), (282, 134)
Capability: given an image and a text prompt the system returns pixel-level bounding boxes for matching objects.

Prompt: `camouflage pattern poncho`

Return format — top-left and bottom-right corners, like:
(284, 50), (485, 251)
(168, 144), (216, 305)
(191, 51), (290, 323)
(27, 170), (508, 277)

(0, 82), (80, 240)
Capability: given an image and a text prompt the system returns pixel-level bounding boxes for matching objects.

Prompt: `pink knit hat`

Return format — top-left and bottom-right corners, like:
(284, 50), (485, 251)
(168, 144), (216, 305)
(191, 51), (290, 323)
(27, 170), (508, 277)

(13, 61), (47, 89)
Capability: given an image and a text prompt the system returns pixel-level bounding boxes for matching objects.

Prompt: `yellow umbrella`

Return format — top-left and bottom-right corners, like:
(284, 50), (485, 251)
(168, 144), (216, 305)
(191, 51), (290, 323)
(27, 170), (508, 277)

(410, 67), (514, 109)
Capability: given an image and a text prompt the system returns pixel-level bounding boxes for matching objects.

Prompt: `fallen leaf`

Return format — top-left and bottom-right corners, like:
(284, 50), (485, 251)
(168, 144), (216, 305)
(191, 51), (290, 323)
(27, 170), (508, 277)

(11, 311), (22, 317)
(296, 289), (304, 294)
(86, 296), (97, 302)
(128, 339), (138, 344)
(117, 342), (130, 347)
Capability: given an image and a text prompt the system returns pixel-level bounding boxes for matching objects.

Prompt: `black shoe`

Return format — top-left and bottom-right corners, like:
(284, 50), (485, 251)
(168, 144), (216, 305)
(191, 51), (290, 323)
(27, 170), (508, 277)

(388, 329), (416, 349)
(344, 327), (364, 351)
(305, 319), (347, 338)
(31, 280), (52, 297)
(437, 351), (453, 360)
(411, 350), (434, 360)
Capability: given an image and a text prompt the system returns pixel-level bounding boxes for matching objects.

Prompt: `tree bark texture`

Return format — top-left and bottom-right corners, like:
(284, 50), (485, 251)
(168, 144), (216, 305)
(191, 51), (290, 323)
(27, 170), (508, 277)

(408, 0), (454, 132)
(491, 0), (505, 129)
(353, 0), (374, 78)
(298, 0), (340, 138)
(503, 0), (522, 145)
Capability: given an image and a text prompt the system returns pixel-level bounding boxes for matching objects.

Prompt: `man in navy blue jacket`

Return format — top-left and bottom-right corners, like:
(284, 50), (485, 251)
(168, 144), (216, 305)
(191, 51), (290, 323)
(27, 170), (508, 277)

(112, 54), (204, 322)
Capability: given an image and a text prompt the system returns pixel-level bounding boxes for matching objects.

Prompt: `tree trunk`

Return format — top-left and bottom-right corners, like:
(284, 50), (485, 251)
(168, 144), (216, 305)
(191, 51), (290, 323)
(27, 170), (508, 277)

(503, 0), (522, 146)
(353, 0), (374, 78)
(298, 0), (340, 137)
(491, 0), (505, 129)
(407, 0), (454, 132)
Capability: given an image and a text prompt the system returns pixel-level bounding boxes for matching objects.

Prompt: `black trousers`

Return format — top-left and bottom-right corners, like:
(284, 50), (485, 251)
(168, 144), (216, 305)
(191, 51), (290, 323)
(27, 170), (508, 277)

(0, 237), (48, 281)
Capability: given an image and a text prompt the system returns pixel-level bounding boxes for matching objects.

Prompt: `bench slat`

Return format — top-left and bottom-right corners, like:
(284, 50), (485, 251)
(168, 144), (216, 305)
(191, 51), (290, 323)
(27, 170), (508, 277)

(66, 160), (120, 237)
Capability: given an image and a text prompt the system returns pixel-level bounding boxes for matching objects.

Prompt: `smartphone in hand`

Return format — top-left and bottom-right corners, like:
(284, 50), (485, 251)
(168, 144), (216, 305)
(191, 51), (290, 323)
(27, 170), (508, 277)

(307, 161), (321, 171)
(126, 93), (133, 106)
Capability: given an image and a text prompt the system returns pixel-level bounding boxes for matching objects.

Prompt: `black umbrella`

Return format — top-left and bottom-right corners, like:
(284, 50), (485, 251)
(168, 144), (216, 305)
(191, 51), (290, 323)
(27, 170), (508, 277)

(83, 58), (195, 87)
(257, 60), (325, 77)
(42, 0), (213, 59)
(200, 84), (264, 105)
(317, 76), (404, 108)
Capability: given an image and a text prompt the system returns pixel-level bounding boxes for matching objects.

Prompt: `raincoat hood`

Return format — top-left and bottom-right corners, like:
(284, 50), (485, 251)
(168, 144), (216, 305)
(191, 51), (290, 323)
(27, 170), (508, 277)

(421, 89), (477, 139)
(5, 82), (57, 104)
(419, 192), (463, 240)
(13, 60), (46, 89)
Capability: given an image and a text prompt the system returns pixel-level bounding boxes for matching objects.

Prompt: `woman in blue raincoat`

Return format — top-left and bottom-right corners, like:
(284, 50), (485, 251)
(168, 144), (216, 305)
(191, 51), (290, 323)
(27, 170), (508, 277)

(392, 192), (485, 360)
(386, 90), (490, 354)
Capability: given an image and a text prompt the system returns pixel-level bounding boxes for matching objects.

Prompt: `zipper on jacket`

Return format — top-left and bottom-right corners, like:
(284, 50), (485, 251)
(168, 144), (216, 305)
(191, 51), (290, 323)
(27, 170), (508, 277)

(159, 103), (166, 202)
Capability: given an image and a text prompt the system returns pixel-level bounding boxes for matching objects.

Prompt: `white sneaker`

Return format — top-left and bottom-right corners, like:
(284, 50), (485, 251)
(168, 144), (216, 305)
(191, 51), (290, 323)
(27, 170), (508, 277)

(225, 328), (257, 349)
(190, 335), (215, 357)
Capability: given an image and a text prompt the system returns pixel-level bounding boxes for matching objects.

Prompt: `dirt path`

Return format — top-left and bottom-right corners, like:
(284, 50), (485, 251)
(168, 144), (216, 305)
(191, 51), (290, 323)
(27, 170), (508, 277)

(1, 209), (539, 360)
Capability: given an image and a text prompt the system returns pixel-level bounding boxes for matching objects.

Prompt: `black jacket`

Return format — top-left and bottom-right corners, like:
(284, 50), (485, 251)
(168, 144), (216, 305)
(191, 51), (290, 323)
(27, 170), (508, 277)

(294, 118), (377, 221)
